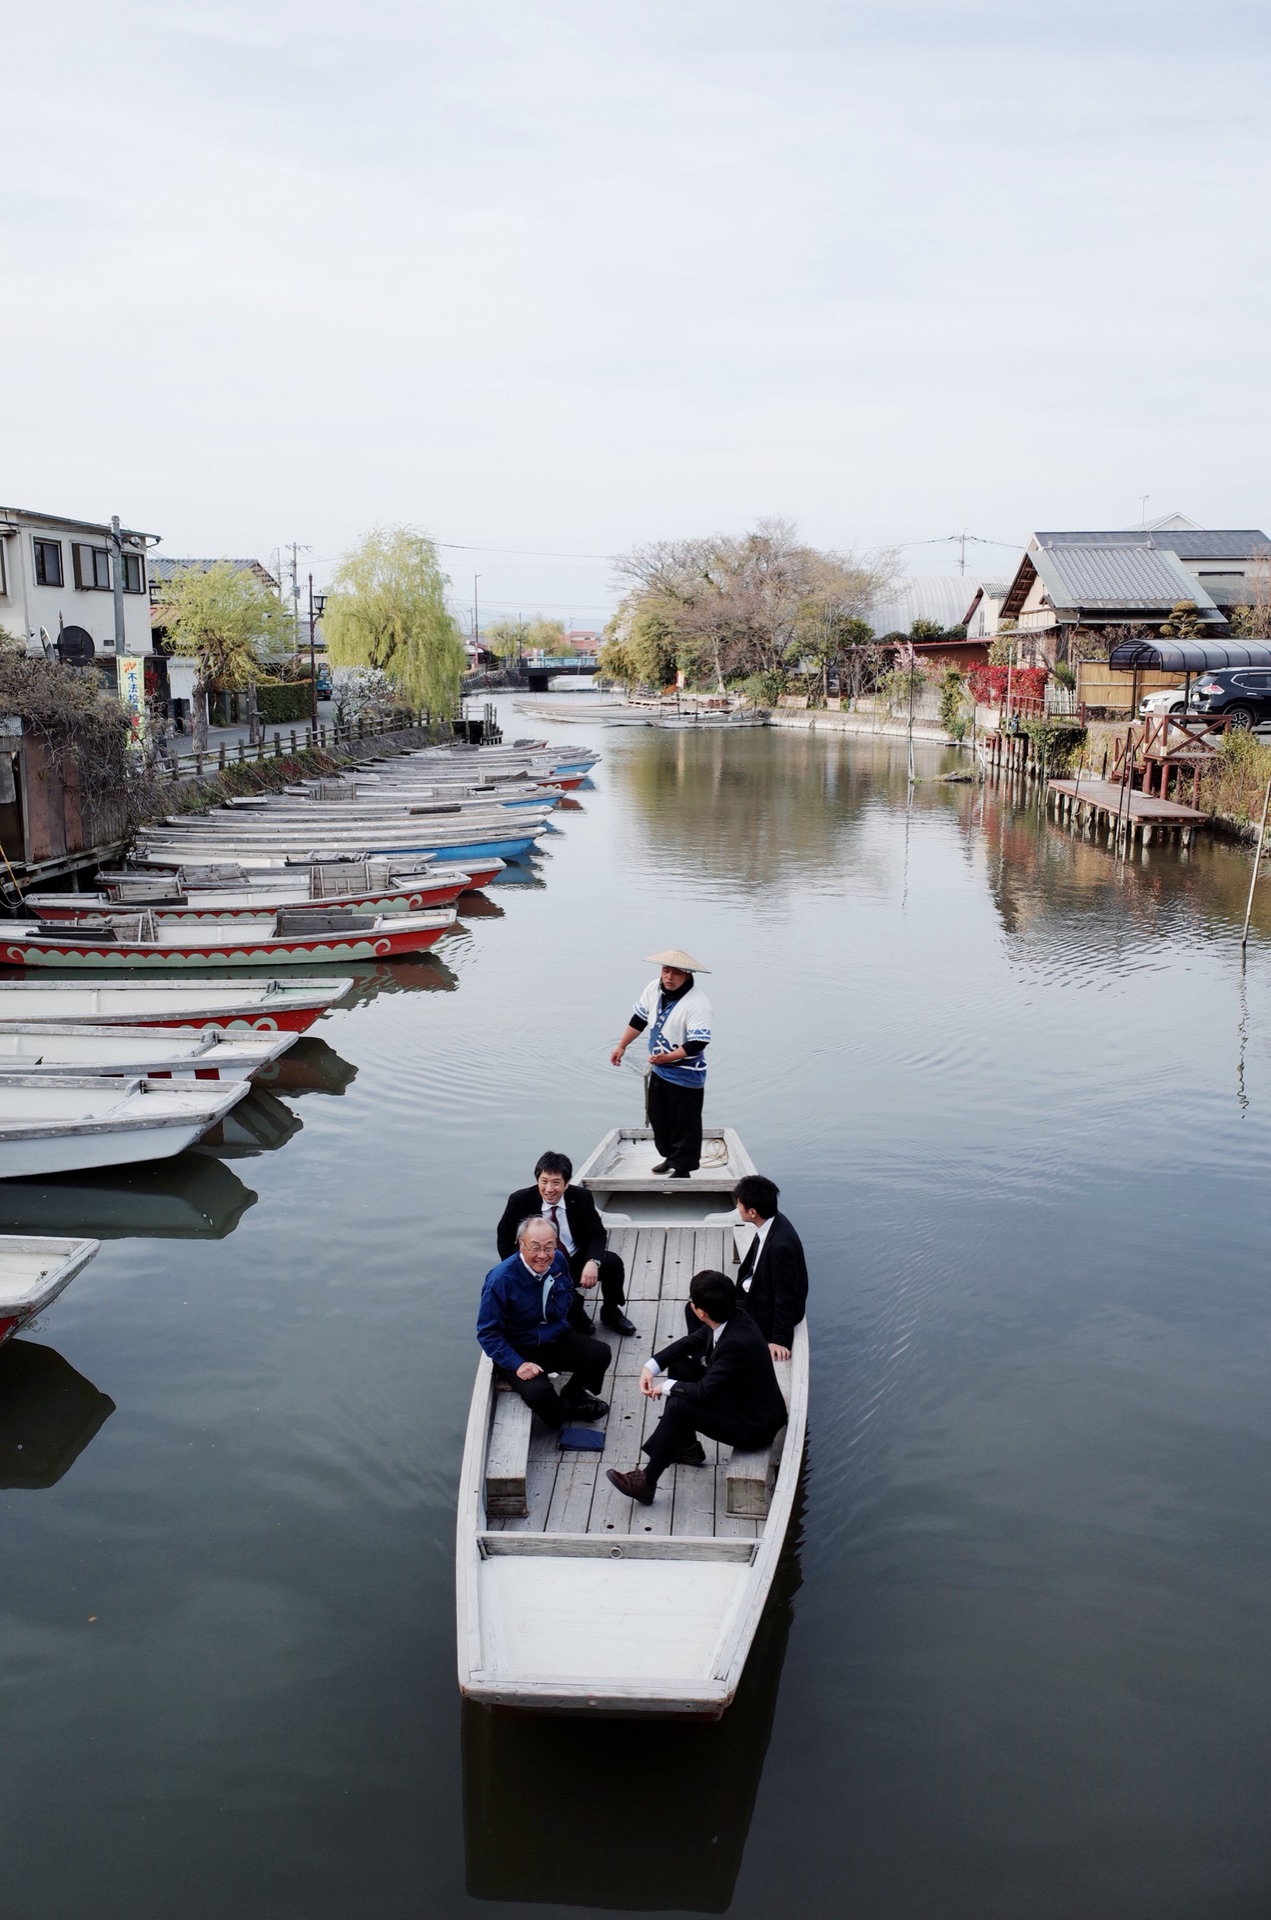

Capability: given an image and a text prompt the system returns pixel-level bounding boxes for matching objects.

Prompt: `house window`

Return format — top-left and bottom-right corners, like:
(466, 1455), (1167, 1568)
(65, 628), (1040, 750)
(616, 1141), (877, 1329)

(72, 543), (112, 591)
(33, 538), (63, 587)
(122, 552), (145, 594)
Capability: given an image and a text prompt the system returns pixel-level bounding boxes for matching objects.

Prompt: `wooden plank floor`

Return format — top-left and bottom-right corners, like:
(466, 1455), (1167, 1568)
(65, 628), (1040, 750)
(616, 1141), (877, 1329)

(1046, 776), (1205, 823)
(487, 1223), (759, 1540)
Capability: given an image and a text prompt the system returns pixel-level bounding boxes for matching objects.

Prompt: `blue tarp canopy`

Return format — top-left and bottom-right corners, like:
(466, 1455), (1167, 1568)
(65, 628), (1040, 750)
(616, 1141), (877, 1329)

(1107, 638), (1271, 673)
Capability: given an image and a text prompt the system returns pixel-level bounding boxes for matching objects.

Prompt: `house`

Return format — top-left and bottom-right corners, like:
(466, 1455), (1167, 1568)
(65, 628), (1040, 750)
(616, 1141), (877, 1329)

(149, 556), (280, 595)
(997, 520), (1271, 664)
(864, 576), (997, 667)
(0, 505), (159, 659)
(960, 582), (1010, 640)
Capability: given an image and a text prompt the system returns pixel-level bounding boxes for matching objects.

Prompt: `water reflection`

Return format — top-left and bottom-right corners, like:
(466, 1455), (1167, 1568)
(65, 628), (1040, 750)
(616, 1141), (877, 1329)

(618, 729), (962, 890)
(0, 1155), (256, 1239)
(463, 1505), (804, 1913)
(253, 1036), (358, 1097)
(455, 894), (506, 921)
(0, 1340), (114, 1487)
(489, 859), (546, 891)
(335, 954), (459, 1009)
(192, 1087), (302, 1158)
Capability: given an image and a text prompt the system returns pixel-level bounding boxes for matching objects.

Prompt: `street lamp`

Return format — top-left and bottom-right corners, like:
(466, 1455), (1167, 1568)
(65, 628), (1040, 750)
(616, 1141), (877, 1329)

(308, 576), (327, 726)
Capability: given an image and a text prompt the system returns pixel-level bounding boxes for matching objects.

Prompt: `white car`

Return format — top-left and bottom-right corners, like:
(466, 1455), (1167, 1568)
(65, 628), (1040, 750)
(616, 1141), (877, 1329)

(1138, 685), (1189, 718)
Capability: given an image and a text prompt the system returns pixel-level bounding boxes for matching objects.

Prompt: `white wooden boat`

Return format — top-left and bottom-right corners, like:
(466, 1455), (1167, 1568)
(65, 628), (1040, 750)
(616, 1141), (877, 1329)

(0, 1235), (101, 1344)
(456, 1127), (808, 1718)
(0, 978), (352, 1032)
(0, 1023), (295, 1080)
(2, 905), (456, 968)
(20, 858), (495, 922)
(0, 1075), (250, 1178)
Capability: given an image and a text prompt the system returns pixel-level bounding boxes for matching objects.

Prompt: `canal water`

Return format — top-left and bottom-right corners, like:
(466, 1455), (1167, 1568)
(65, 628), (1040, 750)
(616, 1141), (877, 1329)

(5, 708), (1271, 1919)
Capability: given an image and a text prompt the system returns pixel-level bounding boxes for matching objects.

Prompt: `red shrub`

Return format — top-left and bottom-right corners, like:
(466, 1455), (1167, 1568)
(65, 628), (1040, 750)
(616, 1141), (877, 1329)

(968, 664), (1048, 707)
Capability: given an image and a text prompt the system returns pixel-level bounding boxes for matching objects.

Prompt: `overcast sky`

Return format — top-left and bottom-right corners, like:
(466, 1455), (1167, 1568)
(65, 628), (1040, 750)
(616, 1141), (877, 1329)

(2, 0), (1268, 625)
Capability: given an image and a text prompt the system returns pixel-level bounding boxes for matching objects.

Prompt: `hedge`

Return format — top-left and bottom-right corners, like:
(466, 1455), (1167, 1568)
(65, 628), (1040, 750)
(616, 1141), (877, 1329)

(256, 679), (314, 723)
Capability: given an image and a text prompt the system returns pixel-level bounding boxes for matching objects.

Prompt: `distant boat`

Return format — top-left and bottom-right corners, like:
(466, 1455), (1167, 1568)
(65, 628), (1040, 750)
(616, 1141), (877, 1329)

(456, 1125), (809, 1718)
(0, 977), (352, 1032)
(0, 1074), (251, 1179)
(0, 906), (456, 969)
(0, 1235), (101, 1346)
(21, 857), (501, 922)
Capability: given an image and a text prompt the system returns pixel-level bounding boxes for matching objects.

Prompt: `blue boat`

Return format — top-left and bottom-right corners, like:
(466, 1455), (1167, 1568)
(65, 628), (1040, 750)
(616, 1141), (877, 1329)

(388, 835), (540, 863)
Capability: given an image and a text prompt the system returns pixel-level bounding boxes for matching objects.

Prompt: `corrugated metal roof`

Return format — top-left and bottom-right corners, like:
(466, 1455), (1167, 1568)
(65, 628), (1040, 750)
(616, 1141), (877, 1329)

(1109, 637), (1271, 671)
(1033, 543), (1223, 615)
(866, 576), (985, 637)
(1035, 529), (1271, 560)
(151, 556), (279, 585)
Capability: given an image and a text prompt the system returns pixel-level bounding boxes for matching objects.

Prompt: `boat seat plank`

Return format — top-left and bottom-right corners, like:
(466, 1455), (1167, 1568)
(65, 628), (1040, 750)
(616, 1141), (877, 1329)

(485, 1384), (534, 1518)
(725, 1357), (791, 1517)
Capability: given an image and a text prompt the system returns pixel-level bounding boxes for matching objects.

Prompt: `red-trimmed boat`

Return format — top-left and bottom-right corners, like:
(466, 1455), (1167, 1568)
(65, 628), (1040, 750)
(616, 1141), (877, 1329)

(1, 906), (457, 971)
(0, 979), (351, 1031)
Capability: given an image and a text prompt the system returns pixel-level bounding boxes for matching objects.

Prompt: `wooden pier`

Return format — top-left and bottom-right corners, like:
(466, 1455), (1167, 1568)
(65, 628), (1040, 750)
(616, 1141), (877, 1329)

(1047, 776), (1206, 846)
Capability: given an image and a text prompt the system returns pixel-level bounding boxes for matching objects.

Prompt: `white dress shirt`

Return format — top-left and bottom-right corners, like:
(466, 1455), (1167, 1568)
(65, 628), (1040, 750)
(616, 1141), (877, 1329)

(541, 1197), (576, 1257)
(740, 1215), (774, 1293)
(645, 1320), (722, 1395)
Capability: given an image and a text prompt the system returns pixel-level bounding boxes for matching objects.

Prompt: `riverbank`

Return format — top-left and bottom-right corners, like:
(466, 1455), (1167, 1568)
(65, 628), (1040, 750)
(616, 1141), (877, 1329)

(767, 708), (957, 745)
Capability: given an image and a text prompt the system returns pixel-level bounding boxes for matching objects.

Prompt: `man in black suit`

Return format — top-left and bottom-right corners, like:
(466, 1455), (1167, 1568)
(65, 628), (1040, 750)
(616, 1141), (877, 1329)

(496, 1149), (636, 1337)
(606, 1271), (787, 1507)
(731, 1173), (808, 1362)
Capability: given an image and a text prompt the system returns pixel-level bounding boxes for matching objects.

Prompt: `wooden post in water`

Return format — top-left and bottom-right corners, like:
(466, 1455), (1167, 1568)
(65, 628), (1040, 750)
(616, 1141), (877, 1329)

(1240, 778), (1271, 952)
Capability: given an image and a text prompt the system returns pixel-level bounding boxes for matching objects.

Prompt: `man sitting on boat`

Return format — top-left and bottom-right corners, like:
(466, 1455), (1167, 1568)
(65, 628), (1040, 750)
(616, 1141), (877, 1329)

(496, 1150), (636, 1337)
(730, 1174), (808, 1362)
(605, 1271), (786, 1507)
(477, 1217), (611, 1428)
(610, 949), (711, 1178)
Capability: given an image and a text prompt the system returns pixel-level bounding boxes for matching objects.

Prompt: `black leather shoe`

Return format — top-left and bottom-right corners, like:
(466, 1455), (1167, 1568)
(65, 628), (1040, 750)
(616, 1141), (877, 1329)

(671, 1440), (707, 1467)
(651, 1159), (671, 1174)
(601, 1305), (637, 1336)
(562, 1394), (608, 1422)
(606, 1466), (655, 1505)
(667, 1168), (691, 1179)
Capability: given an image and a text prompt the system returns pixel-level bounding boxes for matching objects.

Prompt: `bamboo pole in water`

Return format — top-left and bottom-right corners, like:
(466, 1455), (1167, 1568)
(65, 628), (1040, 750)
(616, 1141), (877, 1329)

(1240, 777), (1271, 952)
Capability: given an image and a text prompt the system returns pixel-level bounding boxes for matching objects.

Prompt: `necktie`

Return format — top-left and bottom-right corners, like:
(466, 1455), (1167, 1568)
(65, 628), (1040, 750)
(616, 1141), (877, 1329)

(738, 1236), (758, 1286)
(549, 1203), (563, 1252)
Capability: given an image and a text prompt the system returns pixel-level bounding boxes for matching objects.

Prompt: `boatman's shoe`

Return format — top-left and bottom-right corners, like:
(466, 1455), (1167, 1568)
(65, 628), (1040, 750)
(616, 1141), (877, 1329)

(651, 1160), (672, 1174)
(601, 1306), (637, 1336)
(563, 1395), (608, 1422)
(606, 1467), (656, 1505)
(671, 1440), (707, 1468)
(667, 1169), (692, 1179)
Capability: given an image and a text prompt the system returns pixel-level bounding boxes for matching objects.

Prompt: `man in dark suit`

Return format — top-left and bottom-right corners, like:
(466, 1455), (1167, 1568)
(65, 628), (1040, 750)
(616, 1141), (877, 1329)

(477, 1216), (611, 1429)
(496, 1149), (636, 1336)
(605, 1271), (787, 1507)
(731, 1173), (808, 1362)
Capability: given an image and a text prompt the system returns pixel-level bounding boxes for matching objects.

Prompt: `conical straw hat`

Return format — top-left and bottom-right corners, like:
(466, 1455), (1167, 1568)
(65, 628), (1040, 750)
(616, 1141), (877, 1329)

(645, 948), (709, 973)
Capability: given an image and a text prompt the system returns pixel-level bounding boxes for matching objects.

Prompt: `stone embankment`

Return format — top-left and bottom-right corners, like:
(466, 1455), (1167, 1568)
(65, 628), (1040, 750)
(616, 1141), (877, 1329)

(767, 707), (958, 746)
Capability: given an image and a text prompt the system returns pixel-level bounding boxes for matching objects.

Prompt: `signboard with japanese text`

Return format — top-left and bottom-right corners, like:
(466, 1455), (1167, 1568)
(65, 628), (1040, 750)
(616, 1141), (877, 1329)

(116, 655), (146, 748)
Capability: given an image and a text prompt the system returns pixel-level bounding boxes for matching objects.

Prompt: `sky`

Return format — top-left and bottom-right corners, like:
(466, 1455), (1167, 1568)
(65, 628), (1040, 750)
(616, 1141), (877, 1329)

(2, 0), (1268, 627)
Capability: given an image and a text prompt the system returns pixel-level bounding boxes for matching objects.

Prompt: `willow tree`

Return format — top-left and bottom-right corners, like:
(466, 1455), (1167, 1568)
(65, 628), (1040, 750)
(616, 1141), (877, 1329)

(322, 527), (464, 716)
(156, 561), (287, 750)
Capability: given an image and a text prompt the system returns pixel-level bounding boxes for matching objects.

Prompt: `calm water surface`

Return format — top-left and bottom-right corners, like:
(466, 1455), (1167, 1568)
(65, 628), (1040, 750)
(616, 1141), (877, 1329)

(5, 706), (1271, 1919)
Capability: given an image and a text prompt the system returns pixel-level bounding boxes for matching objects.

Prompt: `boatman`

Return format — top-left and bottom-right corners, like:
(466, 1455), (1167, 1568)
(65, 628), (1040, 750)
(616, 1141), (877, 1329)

(477, 1217), (611, 1429)
(609, 948), (712, 1178)
(604, 1271), (787, 1506)
(496, 1149), (635, 1337)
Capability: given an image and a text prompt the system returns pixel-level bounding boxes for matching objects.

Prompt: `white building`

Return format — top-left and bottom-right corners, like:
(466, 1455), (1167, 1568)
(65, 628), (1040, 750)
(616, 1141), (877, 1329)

(0, 506), (160, 659)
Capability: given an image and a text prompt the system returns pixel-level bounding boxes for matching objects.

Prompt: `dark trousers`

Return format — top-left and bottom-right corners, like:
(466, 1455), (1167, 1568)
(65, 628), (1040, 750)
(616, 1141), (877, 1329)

(641, 1393), (778, 1483)
(565, 1249), (626, 1331)
(497, 1329), (611, 1431)
(647, 1073), (704, 1174)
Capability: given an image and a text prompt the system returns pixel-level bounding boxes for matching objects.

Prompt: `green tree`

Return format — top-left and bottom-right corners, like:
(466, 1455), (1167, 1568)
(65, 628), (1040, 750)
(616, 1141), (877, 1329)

(322, 527), (465, 716)
(597, 632), (637, 689)
(908, 617), (944, 643)
(1159, 600), (1204, 638)
(156, 561), (289, 749)
(486, 617), (531, 662)
(526, 617), (567, 656)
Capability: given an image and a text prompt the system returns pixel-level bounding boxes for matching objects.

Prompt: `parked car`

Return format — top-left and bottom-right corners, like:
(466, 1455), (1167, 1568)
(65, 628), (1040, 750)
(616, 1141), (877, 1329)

(1188, 669), (1271, 729)
(1139, 685), (1189, 717)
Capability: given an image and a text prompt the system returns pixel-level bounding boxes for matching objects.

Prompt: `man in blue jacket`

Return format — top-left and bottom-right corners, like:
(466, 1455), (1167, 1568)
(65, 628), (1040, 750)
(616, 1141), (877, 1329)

(477, 1215), (611, 1429)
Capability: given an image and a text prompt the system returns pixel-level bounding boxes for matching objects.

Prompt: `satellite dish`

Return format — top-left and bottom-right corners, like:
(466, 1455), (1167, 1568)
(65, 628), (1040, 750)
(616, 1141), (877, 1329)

(55, 626), (95, 665)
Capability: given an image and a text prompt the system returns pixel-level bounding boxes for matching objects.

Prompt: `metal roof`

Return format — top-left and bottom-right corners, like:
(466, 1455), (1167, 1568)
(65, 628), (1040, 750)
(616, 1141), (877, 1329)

(866, 575), (987, 637)
(1032, 542), (1223, 616)
(1108, 637), (1271, 672)
(1036, 529), (1271, 561)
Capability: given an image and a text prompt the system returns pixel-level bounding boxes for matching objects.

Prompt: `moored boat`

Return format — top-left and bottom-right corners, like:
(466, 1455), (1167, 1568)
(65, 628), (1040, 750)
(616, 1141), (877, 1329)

(0, 1234), (102, 1344)
(456, 1125), (808, 1718)
(1, 905), (457, 969)
(0, 978), (352, 1031)
(0, 1074), (251, 1179)
(0, 1023), (295, 1081)
(21, 857), (500, 922)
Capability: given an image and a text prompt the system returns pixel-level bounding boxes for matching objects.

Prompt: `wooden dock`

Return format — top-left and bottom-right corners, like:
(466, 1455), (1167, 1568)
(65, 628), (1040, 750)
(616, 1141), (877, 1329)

(1047, 776), (1206, 845)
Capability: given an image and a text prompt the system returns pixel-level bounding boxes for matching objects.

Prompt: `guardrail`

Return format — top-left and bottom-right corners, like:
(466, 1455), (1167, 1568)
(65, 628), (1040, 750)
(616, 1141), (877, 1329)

(156, 712), (429, 781)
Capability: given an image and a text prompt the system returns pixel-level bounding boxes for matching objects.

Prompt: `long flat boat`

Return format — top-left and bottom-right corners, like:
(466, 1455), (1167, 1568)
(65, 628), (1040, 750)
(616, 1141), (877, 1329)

(0, 1074), (250, 1178)
(134, 827), (544, 868)
(1, 906), (456, 969)
(0, 978), (352, 1031)
(456, 1125), (808, 1718)
(20, 859), (495, 922)
(0, 1234), (101, 1344)
(0, 1024), (295, 1081)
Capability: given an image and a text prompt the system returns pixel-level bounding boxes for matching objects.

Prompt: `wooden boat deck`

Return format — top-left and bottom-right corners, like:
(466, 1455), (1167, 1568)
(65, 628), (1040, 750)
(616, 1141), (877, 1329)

(1046, 776), (1206, 823)
(485, 1223), (762, 1541)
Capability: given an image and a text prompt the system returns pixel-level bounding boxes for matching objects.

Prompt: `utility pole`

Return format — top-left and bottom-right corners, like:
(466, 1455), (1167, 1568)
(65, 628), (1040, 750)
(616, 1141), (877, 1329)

(473, 575), (480, 654)
(308, 573), (317, 727)
(109, 515), (126, 654)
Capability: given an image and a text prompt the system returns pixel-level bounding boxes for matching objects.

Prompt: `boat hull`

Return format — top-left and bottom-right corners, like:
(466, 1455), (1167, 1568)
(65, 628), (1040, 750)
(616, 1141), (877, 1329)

(0, 979), (352, 1031)
(1, 921), (450, 969)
